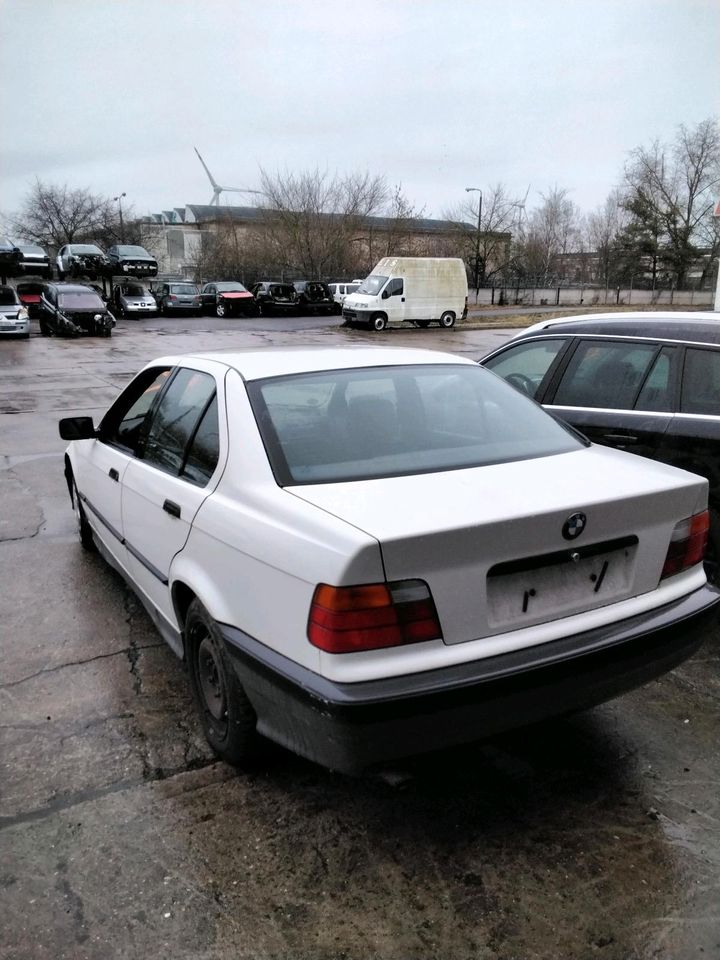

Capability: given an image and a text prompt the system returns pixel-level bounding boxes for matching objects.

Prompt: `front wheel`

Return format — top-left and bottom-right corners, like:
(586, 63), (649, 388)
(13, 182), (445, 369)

(439, 311), (456, 328)
(370, 313), (388, 331)
(72, 478), (95, 551)
(216, 301), (226, 318)
(186, 599), (258, 766)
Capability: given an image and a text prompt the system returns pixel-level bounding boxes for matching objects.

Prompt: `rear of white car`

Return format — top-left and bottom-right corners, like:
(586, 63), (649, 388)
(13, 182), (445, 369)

(61, 347), (719, 774)
(196, 352), (718, 772)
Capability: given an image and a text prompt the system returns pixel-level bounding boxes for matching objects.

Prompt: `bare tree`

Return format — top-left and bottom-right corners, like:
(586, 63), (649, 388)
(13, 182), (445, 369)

(6, 179), (127, 250)
(256, 168), (389, 278)
(586, 188), (628, 286)
(515, 186), (582, 284)
(622, 118), (720, 287)
(443, 183), (518, 291)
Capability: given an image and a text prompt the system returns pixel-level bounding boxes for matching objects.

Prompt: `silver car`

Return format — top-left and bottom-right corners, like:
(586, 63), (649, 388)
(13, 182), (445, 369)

(0, 285), (31, 338)
(112, 281), (157, 318)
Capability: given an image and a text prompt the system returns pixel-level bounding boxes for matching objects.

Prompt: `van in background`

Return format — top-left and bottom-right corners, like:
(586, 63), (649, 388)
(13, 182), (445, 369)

(341, 257), (468, 331)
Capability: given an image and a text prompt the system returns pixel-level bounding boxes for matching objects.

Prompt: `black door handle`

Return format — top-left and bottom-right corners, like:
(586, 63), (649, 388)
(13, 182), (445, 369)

(401, 297), (405, 302)
(163, 499), (181, 518)
(109, 468), (119, 481)
(602, 433), (639, 444)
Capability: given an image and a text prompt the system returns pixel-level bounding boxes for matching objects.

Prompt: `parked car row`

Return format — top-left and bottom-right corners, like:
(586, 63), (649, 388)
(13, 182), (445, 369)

(146, 279), (347, 317)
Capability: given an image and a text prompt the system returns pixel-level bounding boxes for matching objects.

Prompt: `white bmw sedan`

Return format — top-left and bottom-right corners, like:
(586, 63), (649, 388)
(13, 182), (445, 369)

(59, 347), (719, 774)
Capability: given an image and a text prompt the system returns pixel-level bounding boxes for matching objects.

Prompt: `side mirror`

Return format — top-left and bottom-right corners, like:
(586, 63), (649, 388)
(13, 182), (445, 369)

(381, 288), (390, 300)
(59, 417), (96, 441)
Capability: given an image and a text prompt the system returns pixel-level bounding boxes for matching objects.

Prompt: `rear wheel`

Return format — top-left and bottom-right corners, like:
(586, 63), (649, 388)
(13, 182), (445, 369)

(371, 313), (388, 331)
(439, 311), (456, 328)
(186, 599), (258, 765)
(216, 301), (226, 318)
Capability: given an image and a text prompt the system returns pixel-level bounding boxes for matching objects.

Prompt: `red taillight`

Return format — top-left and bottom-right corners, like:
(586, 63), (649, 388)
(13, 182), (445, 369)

(308, 580), (442, 653)
(661, 510), (709, 580)
(169, 294), (177, 301)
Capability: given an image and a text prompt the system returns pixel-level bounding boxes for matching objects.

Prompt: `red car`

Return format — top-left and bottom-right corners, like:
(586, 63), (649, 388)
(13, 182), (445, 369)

(200, 281), (257, 317)
(16, 280), (45, 318)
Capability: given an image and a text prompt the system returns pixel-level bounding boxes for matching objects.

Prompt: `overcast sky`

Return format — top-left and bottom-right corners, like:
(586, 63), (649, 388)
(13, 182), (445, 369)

(2, 0), (718, 226)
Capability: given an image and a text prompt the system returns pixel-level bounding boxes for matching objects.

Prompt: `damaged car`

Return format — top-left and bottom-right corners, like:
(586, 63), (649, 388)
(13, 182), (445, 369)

(38, 282), (116, 337)
(56, 243), (110, 280)
(200, 281), (256, 317)
(112, 280), (157, 318)
(106, 245), (159, 279)
(0, 285), (31, 338)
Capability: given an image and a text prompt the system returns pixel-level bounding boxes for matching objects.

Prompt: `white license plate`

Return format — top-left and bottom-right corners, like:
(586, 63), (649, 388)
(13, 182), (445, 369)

(486, 541), (636, 629)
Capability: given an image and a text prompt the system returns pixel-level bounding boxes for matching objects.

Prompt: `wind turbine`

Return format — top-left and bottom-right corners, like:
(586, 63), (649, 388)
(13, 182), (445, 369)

(194, 147), (263, 205)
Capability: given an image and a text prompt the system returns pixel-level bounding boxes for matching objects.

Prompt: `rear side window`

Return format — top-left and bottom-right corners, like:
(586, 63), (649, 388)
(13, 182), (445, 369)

(484, 339), (566, 399)
(681, 348), (720, 416)
(553, 341), (659, 410)
(143, 368), (216, 475)
(182, 396), (220, 486)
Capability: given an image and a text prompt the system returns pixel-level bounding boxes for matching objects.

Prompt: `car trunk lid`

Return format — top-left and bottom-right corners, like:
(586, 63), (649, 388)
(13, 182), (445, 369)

(288, 445), (707, 644)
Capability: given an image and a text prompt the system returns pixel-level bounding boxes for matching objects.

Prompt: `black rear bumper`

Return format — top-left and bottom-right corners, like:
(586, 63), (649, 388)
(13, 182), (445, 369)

(220, 584), (720, 774)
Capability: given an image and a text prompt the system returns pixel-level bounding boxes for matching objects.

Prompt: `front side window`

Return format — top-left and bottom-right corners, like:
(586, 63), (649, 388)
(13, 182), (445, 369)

(143, 368), (216, 475)
(102, 368), (172, 454)
(484, 338), (566, 399)
(248, 364), (582, 485)
(681, 348), (720, 416)
(553, 340), (660, 410)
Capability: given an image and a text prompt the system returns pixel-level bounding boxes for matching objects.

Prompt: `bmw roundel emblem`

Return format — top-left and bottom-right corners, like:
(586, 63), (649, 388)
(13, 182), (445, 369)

(562, 512), (587, 540)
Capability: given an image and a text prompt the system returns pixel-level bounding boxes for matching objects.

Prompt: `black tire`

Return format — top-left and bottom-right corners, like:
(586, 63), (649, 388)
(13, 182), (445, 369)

(439, 311), (456, 328)
(160, 302), (168, 316)
(370, 313), (388, 331)
(186, 599), (258, 765)
(72, 478), (95, 551)
(39, 319), (51, 336)
(416, 320), (430, 328)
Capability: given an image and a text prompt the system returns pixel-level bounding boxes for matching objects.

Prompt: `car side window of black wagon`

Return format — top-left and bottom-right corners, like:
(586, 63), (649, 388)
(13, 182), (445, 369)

(681, 348), (720, 417)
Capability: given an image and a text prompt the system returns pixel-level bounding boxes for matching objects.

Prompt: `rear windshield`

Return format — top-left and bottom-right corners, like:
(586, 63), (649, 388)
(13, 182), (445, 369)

(58, 292), (105, 310)
(18, 245), (46, 255)
(170, 284), (198, 294)
(248, 364), (582, 485)
(270, 284), (295, 297)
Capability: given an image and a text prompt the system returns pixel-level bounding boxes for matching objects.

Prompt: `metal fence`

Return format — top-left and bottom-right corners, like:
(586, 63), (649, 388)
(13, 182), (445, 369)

(472, 284), (715, 309)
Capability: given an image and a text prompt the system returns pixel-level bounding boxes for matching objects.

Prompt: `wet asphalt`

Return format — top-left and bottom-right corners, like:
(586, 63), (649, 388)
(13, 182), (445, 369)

(1, 314), (719, 960)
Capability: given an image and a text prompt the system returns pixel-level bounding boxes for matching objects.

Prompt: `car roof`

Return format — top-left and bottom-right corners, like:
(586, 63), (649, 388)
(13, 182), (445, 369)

(511, 312), (720, 346)
(147, 346), (476, 382)
(49, 282), (101, 293)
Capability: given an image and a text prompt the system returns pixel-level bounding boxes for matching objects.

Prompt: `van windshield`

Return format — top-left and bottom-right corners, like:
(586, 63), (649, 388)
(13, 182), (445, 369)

(357, 275), (388, 296)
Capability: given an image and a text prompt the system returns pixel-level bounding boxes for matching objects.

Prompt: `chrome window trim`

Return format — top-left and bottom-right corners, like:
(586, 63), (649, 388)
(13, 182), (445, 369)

(548, 403), (674, 417)
(531, 332), (720, 350)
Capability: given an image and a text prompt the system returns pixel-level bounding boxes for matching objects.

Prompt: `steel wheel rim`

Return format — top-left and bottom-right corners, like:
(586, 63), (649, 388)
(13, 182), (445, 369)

(197, 634), (227, 724)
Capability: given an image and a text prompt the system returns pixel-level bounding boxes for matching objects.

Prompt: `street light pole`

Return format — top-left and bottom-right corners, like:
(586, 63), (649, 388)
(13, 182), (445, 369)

(465, 187), (482, 301)
(113, 192), (127, 243)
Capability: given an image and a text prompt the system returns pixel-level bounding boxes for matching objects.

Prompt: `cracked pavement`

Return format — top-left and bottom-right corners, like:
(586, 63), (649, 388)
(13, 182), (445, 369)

(1, 315), (719, 960)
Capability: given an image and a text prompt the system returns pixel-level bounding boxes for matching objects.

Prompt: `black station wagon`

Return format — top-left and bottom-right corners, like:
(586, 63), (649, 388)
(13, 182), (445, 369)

(480, 312), (720, 579)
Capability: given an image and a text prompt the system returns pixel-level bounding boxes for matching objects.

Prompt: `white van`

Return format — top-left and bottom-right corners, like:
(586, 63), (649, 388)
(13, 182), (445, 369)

(342, 257), (468, 331)
(328, 281), (361, 310)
